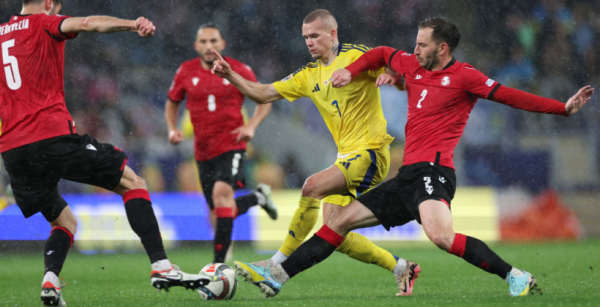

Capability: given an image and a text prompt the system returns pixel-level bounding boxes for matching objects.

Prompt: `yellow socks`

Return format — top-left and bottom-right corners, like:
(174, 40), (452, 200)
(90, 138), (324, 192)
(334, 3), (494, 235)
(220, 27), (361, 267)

(277, 196), (398, 274)
(336, 232), (398, 272)
(279, 196), (321, 256)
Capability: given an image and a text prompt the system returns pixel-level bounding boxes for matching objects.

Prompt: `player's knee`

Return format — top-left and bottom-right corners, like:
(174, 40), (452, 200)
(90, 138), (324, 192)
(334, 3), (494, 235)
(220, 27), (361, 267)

(53, 211), (78, 235)
(130, 175), (147, 190)
(66, 218), (78, 235)
(326, 208), (353, 235)
(301, 177), (322, 199)
(212, 183), (234, 208)
(213, 194), (228, 208)
(428, 231), (454, 251)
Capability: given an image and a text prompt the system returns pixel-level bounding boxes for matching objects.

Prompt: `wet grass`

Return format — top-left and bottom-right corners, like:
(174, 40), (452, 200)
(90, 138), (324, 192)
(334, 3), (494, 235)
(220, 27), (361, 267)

(1, 240), (598, 306)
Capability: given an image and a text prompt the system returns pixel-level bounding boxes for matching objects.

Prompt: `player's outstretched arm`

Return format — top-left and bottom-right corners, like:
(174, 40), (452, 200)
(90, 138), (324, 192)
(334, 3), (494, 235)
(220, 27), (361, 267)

(211, 50), (283, 104)
(231, 104), (272, 143)
(165, 98), (184, 145)
(491, 84), (594, 116)
(60, 16), (155, 37)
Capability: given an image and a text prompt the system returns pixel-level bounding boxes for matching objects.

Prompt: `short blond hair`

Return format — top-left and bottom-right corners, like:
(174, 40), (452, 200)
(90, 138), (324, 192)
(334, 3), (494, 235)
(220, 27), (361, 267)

(303, 9), (338, 31)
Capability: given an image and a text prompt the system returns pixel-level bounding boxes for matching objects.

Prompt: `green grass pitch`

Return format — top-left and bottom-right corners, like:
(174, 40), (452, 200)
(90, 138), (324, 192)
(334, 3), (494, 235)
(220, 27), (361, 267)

(1, 240), (598, 306)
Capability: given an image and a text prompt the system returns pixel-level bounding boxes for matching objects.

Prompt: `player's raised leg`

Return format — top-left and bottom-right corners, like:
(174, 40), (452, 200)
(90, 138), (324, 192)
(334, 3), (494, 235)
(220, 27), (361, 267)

(265, 165), (348, 266)
(114, 166), (209, 291)
(322, 201), (417, 296)
(232, 183), (277, 220)
(237, 199), (380, 297)
(419, 199), (540, 296)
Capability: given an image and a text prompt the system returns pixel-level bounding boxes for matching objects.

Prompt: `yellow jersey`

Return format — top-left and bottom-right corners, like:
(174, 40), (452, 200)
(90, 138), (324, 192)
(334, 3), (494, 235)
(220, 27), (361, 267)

(273, 43), (394, 154)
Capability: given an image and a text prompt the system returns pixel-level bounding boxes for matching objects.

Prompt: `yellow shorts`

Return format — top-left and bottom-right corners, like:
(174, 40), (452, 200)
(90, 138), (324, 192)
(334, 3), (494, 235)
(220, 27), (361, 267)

(323, 145), (391, 207)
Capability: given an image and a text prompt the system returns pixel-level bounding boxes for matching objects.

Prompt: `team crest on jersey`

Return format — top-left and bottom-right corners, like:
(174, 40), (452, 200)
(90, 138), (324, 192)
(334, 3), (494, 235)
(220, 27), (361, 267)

(192, 77), (199, 86)
(324, 79), (330, 86)
(223, 79), (231, 85)
(281, 75), (292, 82)
(441, 76), (450, 86)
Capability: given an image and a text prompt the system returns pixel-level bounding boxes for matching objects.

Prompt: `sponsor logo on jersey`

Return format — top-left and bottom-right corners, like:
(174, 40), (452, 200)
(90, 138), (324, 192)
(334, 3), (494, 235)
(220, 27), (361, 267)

(281, 75), (292, 82)
(441, 76), (450, 86)
(312, 83), (321, 92)
(486, 78), (495, 87)
(192, 77), (199, 86)
(415, 74), (422, 80)
(341, 161), (351, 170)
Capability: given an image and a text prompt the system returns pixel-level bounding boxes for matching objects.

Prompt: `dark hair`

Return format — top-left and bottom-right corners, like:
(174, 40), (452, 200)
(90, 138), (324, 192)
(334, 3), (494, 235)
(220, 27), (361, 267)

(23, 0), (62, 5)
(198, 22), (223, 38)
(418, 17), (460, 53)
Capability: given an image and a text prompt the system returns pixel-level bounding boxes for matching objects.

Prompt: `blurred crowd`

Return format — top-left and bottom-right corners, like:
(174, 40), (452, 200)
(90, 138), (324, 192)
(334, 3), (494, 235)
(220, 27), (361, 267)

(1, 0), (599, 193)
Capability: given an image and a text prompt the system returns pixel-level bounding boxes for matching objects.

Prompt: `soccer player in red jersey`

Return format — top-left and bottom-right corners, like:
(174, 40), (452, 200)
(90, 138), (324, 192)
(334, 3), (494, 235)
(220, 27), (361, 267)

(165, 23), (277, 264)
(0, 1), (209, 305)
(237, 17), (594, 298)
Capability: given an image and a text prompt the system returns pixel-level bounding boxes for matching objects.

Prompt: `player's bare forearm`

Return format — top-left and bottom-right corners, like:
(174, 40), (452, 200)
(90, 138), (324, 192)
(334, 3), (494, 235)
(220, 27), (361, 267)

(61, 16), (133, 33)
(228, 72), (282, 104)
(384, 67), (406, 91)
(164, 99), (181, 132)
(61, 16), (155, 37)
(212, 50), (282, 104)
(165, 99), (185, 145)
(247, 103), (272, 129)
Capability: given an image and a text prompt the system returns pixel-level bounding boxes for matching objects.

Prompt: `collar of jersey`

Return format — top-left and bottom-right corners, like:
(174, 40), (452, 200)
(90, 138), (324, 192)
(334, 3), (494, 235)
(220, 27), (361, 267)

(422, 57), (457, 76)
(317, 44), (345, 71)
(442, 57), (457, 70)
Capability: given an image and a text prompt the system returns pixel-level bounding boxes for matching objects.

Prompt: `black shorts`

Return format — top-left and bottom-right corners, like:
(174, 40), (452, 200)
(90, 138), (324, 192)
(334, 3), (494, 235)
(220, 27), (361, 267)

(197, 150), (246, 210)
(357, 162), (456, 230)
(2, 134), (128, 222)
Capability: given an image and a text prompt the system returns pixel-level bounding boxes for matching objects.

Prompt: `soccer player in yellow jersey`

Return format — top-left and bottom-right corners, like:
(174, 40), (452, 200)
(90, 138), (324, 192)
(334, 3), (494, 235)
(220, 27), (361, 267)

(212, 9), (420, 296)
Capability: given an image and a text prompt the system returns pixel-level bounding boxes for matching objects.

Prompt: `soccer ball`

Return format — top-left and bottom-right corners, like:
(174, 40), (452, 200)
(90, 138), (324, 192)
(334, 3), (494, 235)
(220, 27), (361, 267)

(198, 263), (238, 300)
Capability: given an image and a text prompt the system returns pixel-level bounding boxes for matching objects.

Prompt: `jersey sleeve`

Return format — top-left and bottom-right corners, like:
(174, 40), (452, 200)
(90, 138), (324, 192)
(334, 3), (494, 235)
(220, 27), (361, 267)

(272, 68), (309, 102)
(39, 14), (77, 41)
(462, 65), (567, 116)
(461, 65), (499, 99)
(491, 85), (568, 116)
(346, 46), (407, 78)
(168, 65), (186, 103)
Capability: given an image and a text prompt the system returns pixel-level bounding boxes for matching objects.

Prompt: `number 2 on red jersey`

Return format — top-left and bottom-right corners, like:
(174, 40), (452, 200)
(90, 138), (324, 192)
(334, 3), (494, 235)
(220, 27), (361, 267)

(417, 89), (427, 109)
